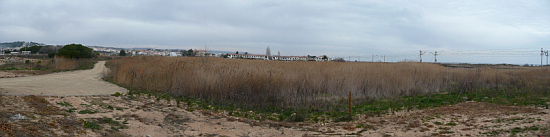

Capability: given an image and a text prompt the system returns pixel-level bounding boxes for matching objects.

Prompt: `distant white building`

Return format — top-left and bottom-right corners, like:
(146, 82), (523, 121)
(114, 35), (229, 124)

(227, 54), (268, 60)
(169, 52), (178, 57)
(227, 53), (329, 61)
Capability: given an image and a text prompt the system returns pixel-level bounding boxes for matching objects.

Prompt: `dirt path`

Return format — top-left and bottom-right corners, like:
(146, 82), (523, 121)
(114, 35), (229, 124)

(0, 61), (127, 96)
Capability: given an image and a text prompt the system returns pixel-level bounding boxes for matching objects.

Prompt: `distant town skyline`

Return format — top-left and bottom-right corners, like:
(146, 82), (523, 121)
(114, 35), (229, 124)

(0, 1), (549, 64)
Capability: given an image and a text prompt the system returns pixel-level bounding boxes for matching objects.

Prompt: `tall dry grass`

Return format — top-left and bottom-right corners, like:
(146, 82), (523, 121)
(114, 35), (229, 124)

(106, 56), (550, 110)
(39, 57), (96, 71)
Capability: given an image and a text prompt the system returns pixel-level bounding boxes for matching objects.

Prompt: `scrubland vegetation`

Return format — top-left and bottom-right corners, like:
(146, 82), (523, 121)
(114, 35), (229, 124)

(0, 57), (95, 74)
(0, 56), (120, 75)
(106, 56), (550, 121)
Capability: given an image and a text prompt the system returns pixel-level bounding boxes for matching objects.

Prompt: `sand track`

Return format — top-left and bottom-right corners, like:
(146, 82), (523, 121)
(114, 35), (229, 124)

(0, 61), (127, 96)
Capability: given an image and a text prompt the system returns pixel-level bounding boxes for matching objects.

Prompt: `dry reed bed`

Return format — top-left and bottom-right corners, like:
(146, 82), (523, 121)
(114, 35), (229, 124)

(45, 57), (79, 70)
(106, 56), (549, 110)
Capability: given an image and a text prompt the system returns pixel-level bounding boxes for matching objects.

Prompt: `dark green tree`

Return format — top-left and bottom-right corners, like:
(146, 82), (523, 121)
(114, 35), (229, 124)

(187, 49), (195, 56)
(48, 52), (56, 58)
(236, 51), (239, 54)
(119, 50), (127, 56)
(57, 44), (95, 59)
(20, 46), (44, 53)
(181, 50), (188, 56)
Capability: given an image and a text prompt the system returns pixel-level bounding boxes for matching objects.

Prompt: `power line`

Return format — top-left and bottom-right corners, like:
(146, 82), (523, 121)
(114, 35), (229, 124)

(343, 48), (547, 63)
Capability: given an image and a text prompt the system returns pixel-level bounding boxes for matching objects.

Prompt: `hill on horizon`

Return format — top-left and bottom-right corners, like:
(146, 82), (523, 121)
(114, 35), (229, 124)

(0, 41), (46, 48)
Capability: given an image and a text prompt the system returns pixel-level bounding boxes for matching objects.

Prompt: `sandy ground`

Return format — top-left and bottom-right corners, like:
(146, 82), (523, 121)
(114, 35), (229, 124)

(0, 61), (127, 96)
(0, 71), (25, 78)
(0, 62), (23, 78)
(1, 94), (549, 137)
(0, 95), (312, 137)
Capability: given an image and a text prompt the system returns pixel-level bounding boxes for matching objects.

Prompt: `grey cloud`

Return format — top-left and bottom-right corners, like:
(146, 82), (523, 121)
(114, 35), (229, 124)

(0, 0), (548, 64)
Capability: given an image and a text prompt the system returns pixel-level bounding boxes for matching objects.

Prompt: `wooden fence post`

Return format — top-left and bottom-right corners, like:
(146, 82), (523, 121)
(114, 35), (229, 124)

(349, 91), (352, 118)
(470, 81), (473, 101)
(130, 73), (134, 95)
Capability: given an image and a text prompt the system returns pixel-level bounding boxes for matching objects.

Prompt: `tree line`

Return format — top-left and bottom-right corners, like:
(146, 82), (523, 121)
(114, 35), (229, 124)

(11, 44), (100, 59)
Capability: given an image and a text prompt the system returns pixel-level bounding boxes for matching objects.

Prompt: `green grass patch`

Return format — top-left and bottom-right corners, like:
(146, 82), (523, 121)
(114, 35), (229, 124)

(65, 108), (77, 113)
(445, 122), (456, 126)
(106, 105), (114, 110)
(83, 120), (101, 130)
(111, 92), (122, 97)
(57, 101), (73, 107)
(98, 117), (128, 131)
(78, 110), (98, 114)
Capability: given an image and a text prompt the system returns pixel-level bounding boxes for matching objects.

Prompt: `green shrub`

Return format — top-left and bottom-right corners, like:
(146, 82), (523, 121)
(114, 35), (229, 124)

(111, 92), (122, 97)
(285, 113), (305, 122)
(78, 110), (97, 114)
(20, 46), (44, 53)
(48, 52), (55, 58)
(65, 108), (77, 113)
(445, 122), (456, 126)
(83, 120), (101, 130)
(57, 101), (73, 107)
(57, 44), (94, 59)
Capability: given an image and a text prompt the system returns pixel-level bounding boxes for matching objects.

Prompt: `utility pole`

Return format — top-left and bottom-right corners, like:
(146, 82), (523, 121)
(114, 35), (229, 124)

(383, 55), (386, 62)
(545, 50), (549, 69)
(540, 48), (544, 68)
(430, 51), (439, 63)
(372, 54), (374, 62)
(434, 51), (438, 63)
(419, 50), (425, 62)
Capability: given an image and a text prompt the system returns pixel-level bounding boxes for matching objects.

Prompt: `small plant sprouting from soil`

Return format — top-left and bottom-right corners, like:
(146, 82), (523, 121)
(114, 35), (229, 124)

(78, 110), (98, 114)
(57, 101), (73, 107)
(445, 122), (457, 126)
(65, 108), (77, 113)
(111, 92), (122, 97)
(83, 120), (101, 130)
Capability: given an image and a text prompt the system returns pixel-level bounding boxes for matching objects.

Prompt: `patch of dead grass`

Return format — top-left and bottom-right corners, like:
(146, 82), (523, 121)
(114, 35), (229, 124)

(22, 95), (62, 115)
(0, 122), (14, 136)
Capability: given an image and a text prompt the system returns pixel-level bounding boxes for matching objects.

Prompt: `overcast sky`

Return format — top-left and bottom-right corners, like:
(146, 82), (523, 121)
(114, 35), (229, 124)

(1, 0), (549, 64)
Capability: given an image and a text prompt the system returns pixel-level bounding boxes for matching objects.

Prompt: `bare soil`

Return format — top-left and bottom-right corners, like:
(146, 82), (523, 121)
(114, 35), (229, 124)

(0, 71), (25, 78)
(1, 95), (549, 137)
